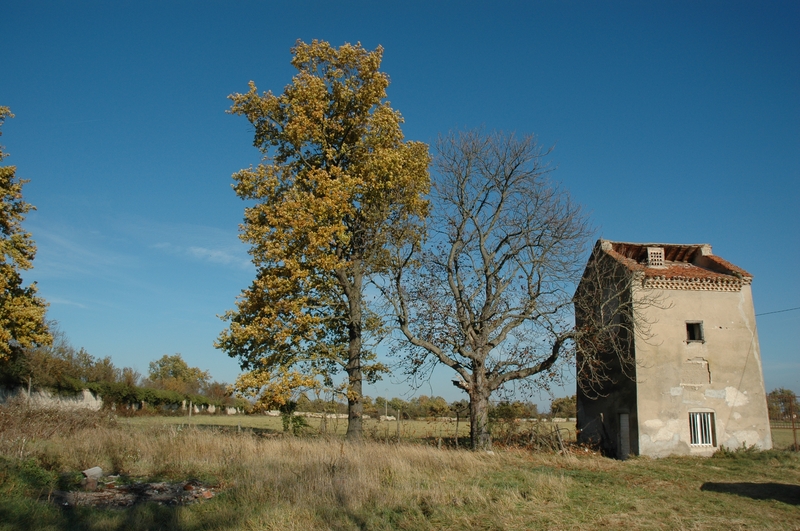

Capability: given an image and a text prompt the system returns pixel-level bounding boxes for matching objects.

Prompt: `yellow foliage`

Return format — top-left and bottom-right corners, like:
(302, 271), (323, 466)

(0, 107), (50, 361)
(234, 367), (320, 411)
(217, 40), (429, 421)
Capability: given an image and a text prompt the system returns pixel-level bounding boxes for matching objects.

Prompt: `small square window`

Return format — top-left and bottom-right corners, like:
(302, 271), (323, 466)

(686, 321), (704, 342)
(689, 412), (716, 446)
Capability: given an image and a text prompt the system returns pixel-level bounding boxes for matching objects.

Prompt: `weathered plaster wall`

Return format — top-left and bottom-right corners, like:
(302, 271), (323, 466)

(634, 284), (772, 457)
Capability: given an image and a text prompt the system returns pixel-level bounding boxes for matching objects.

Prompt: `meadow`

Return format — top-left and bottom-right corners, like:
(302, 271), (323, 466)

(0, 405), (797, 531)
(771, 427), (799, 451)
(122, 413), (577, 449)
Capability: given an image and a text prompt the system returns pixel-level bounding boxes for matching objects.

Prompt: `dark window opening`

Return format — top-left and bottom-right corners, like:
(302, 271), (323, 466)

(686, 321), (704, 342)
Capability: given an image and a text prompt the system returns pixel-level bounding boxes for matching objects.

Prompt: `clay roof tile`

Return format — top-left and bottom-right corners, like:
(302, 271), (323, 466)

(598, 240), (752, 283)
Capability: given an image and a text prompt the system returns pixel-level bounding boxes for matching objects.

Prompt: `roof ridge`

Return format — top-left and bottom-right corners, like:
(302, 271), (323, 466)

(593, 239), (752, 290)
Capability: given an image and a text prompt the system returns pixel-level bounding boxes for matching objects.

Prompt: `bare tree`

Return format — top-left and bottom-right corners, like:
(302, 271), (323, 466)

(572, 240), (666, 401)
(381, 129), (591, 450)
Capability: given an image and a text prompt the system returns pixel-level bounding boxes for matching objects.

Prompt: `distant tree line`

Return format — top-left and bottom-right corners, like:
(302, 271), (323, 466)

(0, 326), (246, 412)
(0, 320), (570, 420)
(549, 395), (577, 419)
(767, 388), (797, 423)
(291, 393), (579, 421)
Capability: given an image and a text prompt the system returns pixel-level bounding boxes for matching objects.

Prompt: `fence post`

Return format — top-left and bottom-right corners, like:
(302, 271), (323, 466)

(790, 394), (798, 452)
(455, 411), (460, 450)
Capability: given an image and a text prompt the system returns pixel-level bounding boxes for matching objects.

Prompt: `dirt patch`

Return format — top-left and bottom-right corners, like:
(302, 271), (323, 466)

(47, 478), (219, 508)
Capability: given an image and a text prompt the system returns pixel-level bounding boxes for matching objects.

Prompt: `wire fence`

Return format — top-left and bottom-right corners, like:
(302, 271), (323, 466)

(768, 390), (798, 451)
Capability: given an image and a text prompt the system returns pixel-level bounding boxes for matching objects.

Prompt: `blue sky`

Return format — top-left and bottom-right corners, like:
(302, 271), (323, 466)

(1, 1), (798, 407)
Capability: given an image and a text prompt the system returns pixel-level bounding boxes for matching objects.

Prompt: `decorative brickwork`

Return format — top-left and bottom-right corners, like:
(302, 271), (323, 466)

(599, 241), (752, 293)
(644, 276), (749, 291)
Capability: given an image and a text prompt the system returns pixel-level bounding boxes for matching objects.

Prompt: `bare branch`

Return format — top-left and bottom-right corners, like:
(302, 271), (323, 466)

(383, 128), (591, 450)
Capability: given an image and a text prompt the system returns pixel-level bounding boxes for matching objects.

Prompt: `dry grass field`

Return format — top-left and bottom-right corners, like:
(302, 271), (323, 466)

(771, 427), (799, 450)
(122, 413), (577, 447)
(1, 406), (798, 530)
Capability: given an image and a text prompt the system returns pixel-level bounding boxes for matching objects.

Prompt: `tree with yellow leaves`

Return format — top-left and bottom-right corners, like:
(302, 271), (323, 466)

(0, 107), (51, 363)
(147, 353), (210, 395)
(217, 41), (430, 439)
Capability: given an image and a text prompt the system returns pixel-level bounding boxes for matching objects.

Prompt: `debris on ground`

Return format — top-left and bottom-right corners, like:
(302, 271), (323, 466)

(47, 476), (219, 508)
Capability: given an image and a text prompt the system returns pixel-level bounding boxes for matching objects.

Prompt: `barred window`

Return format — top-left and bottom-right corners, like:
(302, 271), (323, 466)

(689, 412), (716, 446)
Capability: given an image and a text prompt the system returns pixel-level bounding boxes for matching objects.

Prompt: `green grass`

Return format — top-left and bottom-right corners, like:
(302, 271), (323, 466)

(771, 427), (799, 450)
(122, 413), (576, 445)
(1, 407), (798, 530)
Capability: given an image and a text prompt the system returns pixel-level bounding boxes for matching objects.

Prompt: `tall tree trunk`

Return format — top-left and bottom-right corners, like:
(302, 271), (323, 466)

(345, 268), (364, 441)
(469, 391), (491, 450)
(469, 367), (492, 450)
(346, 356), (363, 440)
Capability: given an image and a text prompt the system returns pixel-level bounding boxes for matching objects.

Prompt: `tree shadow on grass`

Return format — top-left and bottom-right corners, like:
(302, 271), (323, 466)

(0, 497), (246, 531)
(700, 482), (800, 505)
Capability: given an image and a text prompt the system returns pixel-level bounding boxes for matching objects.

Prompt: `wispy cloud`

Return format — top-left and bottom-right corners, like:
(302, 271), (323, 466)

(24, 215), (254, 335)
(30, 208), (253, 275)
(187, 246), (250, 268)
(764, 361), (800, 370)
(151, 240), (250, 269)
(30, 224), (136, 279)
(48, 297), (88, 309)
(140, 219), (251, 270)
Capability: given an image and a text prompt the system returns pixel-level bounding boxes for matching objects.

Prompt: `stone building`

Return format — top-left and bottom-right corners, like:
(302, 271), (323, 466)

(573, 239), (771, 458)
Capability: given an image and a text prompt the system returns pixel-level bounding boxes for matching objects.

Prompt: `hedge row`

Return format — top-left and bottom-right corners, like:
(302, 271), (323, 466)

(32, 380), (237, 410)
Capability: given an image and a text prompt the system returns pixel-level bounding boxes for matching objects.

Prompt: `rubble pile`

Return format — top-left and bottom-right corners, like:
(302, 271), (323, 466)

(47, 467), (219, 508)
